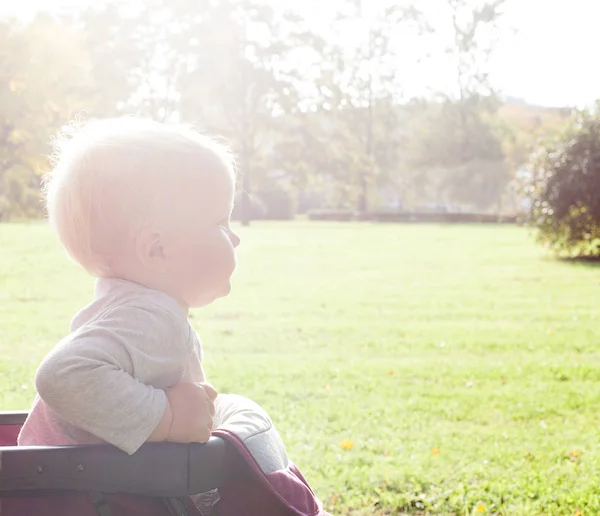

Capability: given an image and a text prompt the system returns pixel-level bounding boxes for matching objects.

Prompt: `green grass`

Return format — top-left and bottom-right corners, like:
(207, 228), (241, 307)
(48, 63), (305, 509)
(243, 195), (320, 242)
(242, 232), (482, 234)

(1, 222), (599, 515)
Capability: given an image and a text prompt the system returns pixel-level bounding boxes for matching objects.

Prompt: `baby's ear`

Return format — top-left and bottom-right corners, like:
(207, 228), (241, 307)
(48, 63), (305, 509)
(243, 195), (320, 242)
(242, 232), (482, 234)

(135, 229), (167, 273)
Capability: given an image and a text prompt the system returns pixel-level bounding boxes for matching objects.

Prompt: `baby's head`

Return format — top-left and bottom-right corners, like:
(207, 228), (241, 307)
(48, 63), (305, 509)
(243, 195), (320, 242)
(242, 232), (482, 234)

(45, 117), (240, 309)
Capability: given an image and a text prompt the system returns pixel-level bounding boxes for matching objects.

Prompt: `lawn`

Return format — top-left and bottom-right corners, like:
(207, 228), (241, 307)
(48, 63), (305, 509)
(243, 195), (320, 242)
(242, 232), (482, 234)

(0, 221), (599, 515)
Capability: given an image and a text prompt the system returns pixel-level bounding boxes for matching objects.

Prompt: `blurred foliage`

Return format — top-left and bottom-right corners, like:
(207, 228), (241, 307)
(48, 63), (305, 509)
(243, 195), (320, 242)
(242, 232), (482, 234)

(231, 192), (267, 221)
(0, 15), (96, 218)
(255, 187), (296, 220)
(0, 0), (574, 221)
(524, 104), (600, 258)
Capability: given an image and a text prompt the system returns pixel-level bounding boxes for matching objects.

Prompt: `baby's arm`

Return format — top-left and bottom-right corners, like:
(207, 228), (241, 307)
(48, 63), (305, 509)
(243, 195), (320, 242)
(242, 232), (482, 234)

(35, 305), (215, 454)
(36, 333), (167, 454)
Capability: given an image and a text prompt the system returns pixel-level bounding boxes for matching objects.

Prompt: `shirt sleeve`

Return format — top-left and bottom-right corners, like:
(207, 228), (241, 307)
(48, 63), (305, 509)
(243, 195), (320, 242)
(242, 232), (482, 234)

(34, 302), (191, 454)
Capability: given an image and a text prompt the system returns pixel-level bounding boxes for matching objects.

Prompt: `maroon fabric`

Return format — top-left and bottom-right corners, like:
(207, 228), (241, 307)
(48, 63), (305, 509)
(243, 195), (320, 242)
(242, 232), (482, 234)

(104, 494), (181, 516)
(0, 492), (180, 516)
(213, 429), (331, 516)
(268, 465), (324, 515)
(0, 491), (179, 516)
(0, 425), (21, 446)
(1, 493), (100, 516)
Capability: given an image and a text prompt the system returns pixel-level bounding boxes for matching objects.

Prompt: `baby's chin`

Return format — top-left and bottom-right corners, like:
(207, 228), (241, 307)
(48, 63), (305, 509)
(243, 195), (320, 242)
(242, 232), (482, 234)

(219, 280), (233, 297)
(191, 281), (232, 308)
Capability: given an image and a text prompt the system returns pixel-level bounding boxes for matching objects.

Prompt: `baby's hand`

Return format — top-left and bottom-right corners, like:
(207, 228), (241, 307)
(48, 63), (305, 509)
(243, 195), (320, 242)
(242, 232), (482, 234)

(164, 382), (218, 444)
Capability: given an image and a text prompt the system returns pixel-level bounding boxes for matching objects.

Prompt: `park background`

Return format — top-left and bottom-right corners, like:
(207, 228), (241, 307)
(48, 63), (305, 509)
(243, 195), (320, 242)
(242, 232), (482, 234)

(1, 0), (599, 514)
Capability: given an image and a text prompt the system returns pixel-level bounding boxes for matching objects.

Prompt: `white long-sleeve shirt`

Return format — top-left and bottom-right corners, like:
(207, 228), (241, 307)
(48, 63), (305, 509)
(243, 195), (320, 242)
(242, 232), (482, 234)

(18, 277), (206, 454)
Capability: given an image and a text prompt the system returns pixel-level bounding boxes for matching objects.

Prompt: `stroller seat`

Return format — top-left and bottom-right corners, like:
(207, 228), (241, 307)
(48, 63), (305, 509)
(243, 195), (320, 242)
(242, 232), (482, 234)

(0, 411), (247, 515)
(0, 396), (331, 516)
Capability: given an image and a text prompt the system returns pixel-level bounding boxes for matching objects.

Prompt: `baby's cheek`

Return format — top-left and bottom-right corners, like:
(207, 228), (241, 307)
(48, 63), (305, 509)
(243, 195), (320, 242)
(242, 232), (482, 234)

(192, 250), (223, 279)
(183, 235), (234, 280)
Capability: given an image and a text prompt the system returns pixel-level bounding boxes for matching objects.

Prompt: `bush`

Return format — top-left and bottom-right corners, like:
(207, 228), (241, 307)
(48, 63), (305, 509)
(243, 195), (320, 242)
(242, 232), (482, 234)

(307, 209), (356, 221)
(256, 187), (296, 220)
(306, 210), (517, 223)
(365, 212), (517, 223)
(525, 105), (600, 258)
(231, 192), (267, 221)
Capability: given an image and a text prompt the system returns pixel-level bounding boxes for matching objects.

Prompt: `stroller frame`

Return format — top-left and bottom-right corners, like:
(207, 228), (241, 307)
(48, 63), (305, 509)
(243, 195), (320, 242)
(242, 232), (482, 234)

(0, 411), (246, 498)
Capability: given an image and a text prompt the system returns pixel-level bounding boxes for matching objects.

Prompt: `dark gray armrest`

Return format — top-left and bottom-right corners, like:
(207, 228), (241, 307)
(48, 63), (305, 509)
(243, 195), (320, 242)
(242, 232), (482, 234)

(0, 411), (28, 425)
(0, 438), (247, 497)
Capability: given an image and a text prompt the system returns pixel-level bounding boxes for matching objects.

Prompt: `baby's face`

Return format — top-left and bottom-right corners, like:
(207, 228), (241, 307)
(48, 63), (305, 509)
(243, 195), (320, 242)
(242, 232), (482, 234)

(162, 169), (239, 309)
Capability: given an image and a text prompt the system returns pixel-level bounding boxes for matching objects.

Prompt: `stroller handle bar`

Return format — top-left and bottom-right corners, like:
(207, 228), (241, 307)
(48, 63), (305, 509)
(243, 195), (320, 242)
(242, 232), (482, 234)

(0, 412), (246, 497)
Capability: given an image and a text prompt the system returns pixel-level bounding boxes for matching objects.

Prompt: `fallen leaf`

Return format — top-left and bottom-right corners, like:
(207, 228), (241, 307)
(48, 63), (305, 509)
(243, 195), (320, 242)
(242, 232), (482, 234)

(341, 439), (354, 450)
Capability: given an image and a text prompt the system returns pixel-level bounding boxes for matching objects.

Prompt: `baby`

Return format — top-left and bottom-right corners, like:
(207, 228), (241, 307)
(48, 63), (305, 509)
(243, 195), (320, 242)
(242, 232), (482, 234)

(19, 117), (240, 457)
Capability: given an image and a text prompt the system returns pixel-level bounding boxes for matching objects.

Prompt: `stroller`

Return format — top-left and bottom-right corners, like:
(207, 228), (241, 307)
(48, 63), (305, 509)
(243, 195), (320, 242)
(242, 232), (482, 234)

(0, 395), (331, 516)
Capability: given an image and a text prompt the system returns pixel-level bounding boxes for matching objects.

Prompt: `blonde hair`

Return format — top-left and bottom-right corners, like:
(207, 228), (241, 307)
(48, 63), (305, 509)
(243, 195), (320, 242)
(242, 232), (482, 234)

(44, 117), (235, 276)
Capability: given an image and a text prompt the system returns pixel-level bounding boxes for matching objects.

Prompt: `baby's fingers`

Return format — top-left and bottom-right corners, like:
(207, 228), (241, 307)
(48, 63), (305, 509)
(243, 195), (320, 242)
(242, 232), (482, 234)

(200, 383), (218, 402)
(207, 399), (216, 418)
(194, 425), (211, 444)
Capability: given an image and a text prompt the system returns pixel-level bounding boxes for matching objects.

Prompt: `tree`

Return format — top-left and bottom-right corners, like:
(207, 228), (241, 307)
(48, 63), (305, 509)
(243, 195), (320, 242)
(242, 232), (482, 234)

(524, 104), (600, 258)
(409, 0), (511, 211)
(0, 15), (95, 219)
(76, 0), (306, 224)
(499, 100), (571, 175)
(337, 0), (427, 213)
(285, 2), (425, 213)
(172, 0), (302, 225)
(77, 0), (182, 119)
(409, 97), (507, 210)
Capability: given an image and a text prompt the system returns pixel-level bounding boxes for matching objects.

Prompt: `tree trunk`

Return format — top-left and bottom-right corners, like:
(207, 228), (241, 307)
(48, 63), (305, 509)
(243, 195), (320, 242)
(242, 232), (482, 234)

(241, 156), (251, 227)
(357, 176), (368, 214)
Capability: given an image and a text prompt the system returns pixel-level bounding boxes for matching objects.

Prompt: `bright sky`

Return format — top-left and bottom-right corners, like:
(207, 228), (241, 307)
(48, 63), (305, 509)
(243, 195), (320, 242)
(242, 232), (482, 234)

(2, 0), (599, 108)
(493, 0), (600, 108)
